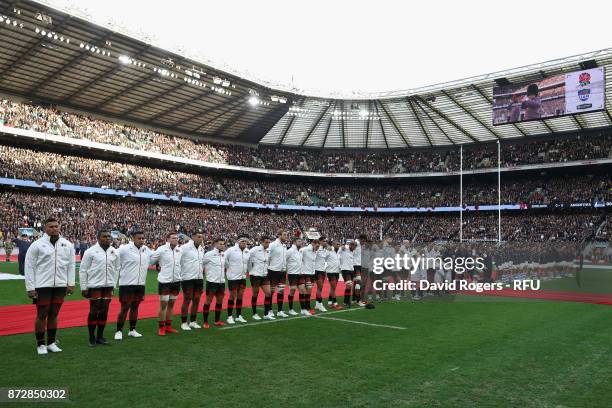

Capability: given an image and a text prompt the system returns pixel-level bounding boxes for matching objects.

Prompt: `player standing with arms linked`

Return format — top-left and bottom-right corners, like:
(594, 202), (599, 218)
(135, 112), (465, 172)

(79, 229), (120, 347)
(150, 232), (182, 336)
(115, 230), (150, 340)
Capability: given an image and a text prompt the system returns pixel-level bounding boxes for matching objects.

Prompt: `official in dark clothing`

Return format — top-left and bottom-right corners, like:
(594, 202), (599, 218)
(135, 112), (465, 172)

(13, 235), (32, 276)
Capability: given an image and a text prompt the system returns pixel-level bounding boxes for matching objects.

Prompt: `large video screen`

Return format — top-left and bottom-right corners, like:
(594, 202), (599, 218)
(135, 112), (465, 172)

(492, 67), (605, 125)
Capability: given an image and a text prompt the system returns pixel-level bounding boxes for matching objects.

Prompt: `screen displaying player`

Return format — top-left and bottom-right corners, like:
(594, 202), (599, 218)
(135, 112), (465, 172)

(492, 67), (605, 125)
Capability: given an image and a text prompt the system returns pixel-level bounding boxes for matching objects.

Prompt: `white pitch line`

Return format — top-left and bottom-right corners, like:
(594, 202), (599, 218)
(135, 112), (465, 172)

(312, 315), (407, 330)
(218, 307), (364, 331)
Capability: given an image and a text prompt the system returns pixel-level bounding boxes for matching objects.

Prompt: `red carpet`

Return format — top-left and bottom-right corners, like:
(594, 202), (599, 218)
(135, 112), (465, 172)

(460, 289), (612, 304)
(0, 282), (343, 336)
(3, 284), (612, 336)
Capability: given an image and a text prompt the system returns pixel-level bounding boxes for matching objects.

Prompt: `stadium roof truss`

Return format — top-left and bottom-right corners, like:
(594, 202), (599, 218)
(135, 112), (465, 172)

(0, 0), (292, 143)
(263, 49), (612, 148)
(0, 0), (610, 149)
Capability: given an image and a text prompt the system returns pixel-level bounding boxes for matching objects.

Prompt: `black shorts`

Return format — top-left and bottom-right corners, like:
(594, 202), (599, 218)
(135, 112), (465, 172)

(327, 272), (340, 282)
(158, 281), (181, 296)
(353, 265), (362, 274)
(119, 285), (145, 304)
(206, 281), (225, 295)
(250, 275), (270, 286)
(181, 279), (204, 295)
(267, 269), (286, 286)
(288, 274), (305, 286)
(87, 286), (114, 300)
(228, 279), (246, 290)
(302, 275), (314, 283)
(35, 287), (67, 306)
(315, 270), (326, 280)
(341, 270), (354, 282)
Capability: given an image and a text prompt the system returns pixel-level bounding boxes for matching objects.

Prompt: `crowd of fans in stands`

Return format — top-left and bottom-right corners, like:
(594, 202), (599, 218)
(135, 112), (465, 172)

(1, 99), (611, 174)
(0, 191), (604, 249)
(0, 145), (609, 208)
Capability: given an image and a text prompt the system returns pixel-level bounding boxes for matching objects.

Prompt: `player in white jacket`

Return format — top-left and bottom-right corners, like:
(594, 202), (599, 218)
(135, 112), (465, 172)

(325, 239), (343, 310)
(339, 241), (356, 307)
(202, 238), (226, 328)
(150, 232), (182, 336)
(268, 230), (289, 317)
(248, 235), (273, 320)
(114, 230), (151, 340)
(352, 234), (368, 306)
(285, 238), (303, 316)
(179, 230), (205, 331)
(313, 237), (328, 312)
(224, 237), (249, 324)
(79, 229), (120, 346)
(24, 216), (75, 355)
(300, 239), (319, 315)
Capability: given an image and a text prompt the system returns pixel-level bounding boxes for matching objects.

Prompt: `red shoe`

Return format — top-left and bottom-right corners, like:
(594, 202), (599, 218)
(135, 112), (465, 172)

(158, 327), (166, 336)
(334, 304), (344, 310)
(214, 321), (225, 327)
(309, 309), (316, 315)
(203, 323), (210, 329)
(165, 326), (178, 334)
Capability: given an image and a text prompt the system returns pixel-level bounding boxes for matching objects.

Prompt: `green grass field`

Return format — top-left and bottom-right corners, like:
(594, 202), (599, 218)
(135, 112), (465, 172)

(1, 261), (611, 407)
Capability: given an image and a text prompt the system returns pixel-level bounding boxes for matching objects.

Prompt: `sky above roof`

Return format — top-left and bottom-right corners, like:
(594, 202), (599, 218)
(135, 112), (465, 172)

(42, 0), (612, 98)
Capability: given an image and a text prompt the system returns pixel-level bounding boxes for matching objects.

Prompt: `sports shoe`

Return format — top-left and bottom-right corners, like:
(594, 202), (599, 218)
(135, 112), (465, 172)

(96, 337), (109, 345)
(309, 309), (316, 315)
(300, 309), (310, 316)
(327, 300), (333, 306)
(277, 311), (289, 318)
(236, 315), (247, 323)
(37, 344), (48, 355)
(114, 331), (123, 341)
(88, 338), (97, 347)
(46, 342), (62, 353)
(128, 330), (142, 338)
(288, 309), (299, 316)
(189, 321), (201, 329)
(165, 327), (178, 334)
(214, 321), (225, 327)
(203, 322), (210, 329)
(227, 316), (235, 325)
(413, 295), (421, 301)
(158, 327), (166, 336)
(264, 312), (276, 320)
(333, 304), (344, 311)
(315, 302), (327, 312)
(252, 314), (262, 320)
(393, 294), (401, 301)
(358, 301), (367, 307)
(181, 323), (192, 331)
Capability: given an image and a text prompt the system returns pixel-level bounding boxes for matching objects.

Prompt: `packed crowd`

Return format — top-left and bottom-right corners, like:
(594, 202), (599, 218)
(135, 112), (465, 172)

(1, 145), (609, 208)
(0, 191), (604, 248)
(1, 99), (611, 174)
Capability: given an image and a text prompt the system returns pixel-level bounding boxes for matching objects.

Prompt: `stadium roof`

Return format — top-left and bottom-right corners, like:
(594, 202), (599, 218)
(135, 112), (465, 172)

(262, 51), (612, 148)
(0, 0), (294, 144)
(0, 0), (610, 148)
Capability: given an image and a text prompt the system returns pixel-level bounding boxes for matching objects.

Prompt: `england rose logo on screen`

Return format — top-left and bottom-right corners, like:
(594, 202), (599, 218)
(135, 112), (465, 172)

(578, 72), (591, 87)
